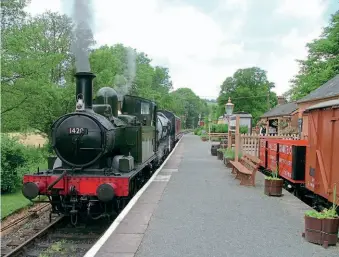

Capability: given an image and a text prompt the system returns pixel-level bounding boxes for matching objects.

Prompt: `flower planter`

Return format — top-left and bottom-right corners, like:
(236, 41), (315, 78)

(302, 216), (339, 248)
(264, 179), (283, 196)
(211, 144), (219, 156)
(217, 150), (223, 160)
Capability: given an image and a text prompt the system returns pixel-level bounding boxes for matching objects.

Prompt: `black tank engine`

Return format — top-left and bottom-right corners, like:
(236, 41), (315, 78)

(22, 71), (181, 224)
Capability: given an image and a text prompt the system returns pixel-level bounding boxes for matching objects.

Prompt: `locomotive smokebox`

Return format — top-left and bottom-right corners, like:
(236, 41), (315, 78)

(75, 72), (96, 109)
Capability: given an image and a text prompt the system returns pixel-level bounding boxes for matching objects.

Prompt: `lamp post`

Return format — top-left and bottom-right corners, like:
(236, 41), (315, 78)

(209, 119), (211, 142)
(225, 97), (234, 149)
(225, 97), (234, 117)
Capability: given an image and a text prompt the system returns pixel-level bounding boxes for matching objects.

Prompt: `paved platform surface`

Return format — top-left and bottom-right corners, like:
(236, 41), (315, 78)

(93, 134), (339, 257)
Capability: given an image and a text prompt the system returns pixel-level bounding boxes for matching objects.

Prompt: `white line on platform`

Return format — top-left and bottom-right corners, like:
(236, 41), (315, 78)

(162, 168), (179, 172)
(153, 174), (171, 182)
(83, 136), (184, 257)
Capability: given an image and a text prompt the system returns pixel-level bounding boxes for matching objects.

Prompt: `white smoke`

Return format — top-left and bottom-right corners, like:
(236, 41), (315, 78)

(63, 0), (94, 72)
(114, 47), (137, 100)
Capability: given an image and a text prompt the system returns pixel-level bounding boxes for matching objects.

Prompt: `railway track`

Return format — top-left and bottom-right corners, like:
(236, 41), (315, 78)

(2, 132), (190, 257)
(1, 204), (51, 236)
(2, 216), (111, 257)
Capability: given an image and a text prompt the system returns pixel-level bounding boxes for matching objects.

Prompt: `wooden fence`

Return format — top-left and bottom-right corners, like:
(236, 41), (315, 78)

(208, 132), (300, 157)
(240, 133), (299, 157)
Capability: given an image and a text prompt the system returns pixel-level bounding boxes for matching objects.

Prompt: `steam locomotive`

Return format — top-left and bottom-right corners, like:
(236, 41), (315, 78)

(22, 72), (181, 224)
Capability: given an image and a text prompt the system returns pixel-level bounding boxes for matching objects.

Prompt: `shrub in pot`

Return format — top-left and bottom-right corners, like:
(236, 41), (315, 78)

(223, 149), (242, 168)
(303, 185), (339, 248)
(200, 135), (208, 141)
(264, 167), (283, 197)
(217, 148), (224, 160)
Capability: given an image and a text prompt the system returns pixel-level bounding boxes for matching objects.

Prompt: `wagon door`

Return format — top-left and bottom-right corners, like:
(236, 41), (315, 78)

(306, 105), (339, 203)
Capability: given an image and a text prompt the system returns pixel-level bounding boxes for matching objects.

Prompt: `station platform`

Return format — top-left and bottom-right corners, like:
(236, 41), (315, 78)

(87, 134), (338, 257)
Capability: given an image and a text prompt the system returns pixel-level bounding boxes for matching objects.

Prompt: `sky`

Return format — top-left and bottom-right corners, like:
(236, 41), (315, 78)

(25, 0), (339, 99)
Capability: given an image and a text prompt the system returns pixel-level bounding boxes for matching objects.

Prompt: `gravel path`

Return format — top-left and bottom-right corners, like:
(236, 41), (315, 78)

(135, 134), (339, 257)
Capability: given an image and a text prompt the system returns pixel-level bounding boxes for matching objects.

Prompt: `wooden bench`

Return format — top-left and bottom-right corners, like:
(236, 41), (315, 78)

(229, 154), (261, 187)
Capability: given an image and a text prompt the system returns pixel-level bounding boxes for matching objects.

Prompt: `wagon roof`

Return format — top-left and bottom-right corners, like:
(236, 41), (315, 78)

(260, 102), (298, 118)
(305, 99), (339, 112)
(296, 74), (339, 103)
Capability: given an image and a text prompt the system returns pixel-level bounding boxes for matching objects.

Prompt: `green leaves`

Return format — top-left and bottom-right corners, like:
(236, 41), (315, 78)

(216, 67), (277, 125)
(289, 10), (339, 100)
(1, 2), (207, 136)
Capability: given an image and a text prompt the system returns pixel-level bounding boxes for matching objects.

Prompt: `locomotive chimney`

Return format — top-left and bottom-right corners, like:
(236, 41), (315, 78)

(75, 72), (96, 110)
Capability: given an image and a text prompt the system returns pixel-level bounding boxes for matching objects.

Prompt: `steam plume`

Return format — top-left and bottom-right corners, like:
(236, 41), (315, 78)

(115, 47), (137, 100)
(67, 0), (94, 72)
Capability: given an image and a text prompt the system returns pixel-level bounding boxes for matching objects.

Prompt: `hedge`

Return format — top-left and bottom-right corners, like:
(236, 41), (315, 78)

(1, 134), (48, 193)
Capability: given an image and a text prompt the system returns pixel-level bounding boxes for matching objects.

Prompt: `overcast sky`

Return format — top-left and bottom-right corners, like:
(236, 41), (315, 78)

(26, 0), (338, 99)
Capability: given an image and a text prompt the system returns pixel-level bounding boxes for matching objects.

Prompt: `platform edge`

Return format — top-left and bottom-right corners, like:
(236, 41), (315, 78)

(83, 136), (184, 257)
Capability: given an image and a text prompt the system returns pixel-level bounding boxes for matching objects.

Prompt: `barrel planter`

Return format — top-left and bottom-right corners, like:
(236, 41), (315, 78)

(211, 144), (220, 156)
(264, 178), (283, 196)
(302, 215), (339, 248)
(217, 150), (224, 160)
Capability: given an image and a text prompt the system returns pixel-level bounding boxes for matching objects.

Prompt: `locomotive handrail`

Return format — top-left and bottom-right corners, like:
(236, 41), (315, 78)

(47, 170), (67, 191)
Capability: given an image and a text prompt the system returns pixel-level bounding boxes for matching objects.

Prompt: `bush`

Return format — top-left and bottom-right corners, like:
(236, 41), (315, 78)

(210, 124), (228, 133)
(240, 126), (248, 134)
(1, 134), (47, 193)
(224, 148), (242, 160)
(194, 127), (203, 135)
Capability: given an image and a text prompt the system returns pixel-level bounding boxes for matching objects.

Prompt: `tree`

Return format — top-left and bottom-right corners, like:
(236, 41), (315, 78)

(217, 67), (278, 125)
(1, 5), (207, 135)
(1, 11), (80, 136)
(1, 0), (31, 30)
(288, 10), (339, 100)
(169, 88), (209, 128)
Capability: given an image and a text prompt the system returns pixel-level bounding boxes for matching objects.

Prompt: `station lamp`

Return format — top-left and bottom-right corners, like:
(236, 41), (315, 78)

(225, 97), (234, 116)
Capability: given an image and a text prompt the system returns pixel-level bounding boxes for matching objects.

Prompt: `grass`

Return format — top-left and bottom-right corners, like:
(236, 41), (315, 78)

(1, 190), (33, 219)
(1, 160), (48, 220)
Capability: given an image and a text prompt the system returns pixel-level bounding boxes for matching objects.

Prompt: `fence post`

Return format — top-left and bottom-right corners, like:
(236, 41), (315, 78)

(228, 130), (231, 149)
(235, 116), (240, 162)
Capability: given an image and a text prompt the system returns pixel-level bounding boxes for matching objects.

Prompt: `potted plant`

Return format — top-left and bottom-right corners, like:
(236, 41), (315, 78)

(211, 144), (220, 156)
(200, 134), (208, 141)
(303, 185), (339, 248)
(264, 165), (283, 196)
(217, 148), (224, 160)
(223, 149), (242, 168)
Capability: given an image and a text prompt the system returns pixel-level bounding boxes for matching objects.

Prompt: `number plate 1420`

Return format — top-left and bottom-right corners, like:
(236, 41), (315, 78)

(68, 128), (87, 135)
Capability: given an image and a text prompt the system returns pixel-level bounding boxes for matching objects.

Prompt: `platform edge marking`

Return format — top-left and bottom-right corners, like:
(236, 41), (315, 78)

(83, 136), (184, 257)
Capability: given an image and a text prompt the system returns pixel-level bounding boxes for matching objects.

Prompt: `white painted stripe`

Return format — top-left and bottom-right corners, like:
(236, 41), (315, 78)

(83, 136), (184, 257)
(162, 168), (179, 172)
(153, 174), (171, 182)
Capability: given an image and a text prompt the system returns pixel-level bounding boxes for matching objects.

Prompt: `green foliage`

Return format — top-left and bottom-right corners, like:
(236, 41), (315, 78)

(1, 191), (32, 219)
(1, 134), (47, 193)
(194, 127), (207, 136)
(265, 164), (282, 181)
(240, 126), (248, 134)
(288, 10), (339, 100)
(224, 148), (242, 160)
(210, 124), (228, 133)
(216, 67), (278, 125)
(305, 184), (338, 219)
(1, 1), (207, 138)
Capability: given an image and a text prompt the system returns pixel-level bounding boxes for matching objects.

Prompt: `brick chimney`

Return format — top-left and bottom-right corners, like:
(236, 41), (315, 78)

(277, 96), (287, 105)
